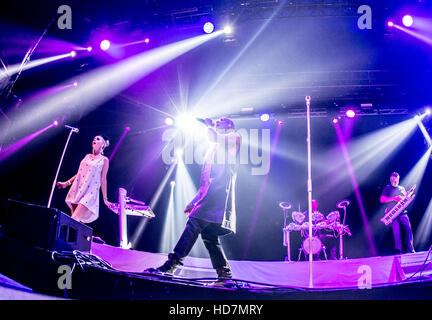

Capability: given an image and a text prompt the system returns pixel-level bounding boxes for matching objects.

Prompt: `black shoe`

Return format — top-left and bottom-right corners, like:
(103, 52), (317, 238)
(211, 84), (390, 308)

(156, 260), (179, 274)
(216, 266), (232, 278)
(207, 278), (236, 288)
(145, 253), (183, 274)
(210, 266), (234, 288)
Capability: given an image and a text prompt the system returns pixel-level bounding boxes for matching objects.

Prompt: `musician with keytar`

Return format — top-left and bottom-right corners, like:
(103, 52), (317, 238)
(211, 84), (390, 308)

(379, 172), (415, 255)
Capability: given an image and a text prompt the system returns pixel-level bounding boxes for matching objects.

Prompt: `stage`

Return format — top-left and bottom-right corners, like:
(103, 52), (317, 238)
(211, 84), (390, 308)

(1, 0), (432, 306)
(1, 229), (432, 300)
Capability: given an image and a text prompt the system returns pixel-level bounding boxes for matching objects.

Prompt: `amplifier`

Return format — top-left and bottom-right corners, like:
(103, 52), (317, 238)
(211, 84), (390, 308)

(1, 199), (92, 252)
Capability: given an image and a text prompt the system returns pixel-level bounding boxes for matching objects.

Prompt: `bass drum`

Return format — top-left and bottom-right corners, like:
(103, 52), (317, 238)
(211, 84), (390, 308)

(302, 236), (322, 255)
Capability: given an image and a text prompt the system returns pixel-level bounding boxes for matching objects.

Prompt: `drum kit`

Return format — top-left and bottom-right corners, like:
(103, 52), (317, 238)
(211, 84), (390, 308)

(281, 200), (352, 261)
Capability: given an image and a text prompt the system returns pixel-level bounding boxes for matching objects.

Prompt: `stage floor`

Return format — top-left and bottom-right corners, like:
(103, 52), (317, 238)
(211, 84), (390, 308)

(1, 230), (432, 300)
(91, 242), (432, 290)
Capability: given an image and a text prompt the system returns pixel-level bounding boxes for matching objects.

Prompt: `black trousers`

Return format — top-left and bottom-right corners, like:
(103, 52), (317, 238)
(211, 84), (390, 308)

(173, 217), (231, 274)
(392, 213), (414, 254)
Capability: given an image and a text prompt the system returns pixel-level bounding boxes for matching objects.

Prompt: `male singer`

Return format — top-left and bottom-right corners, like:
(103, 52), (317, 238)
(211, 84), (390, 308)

(147, 117), (241, 286)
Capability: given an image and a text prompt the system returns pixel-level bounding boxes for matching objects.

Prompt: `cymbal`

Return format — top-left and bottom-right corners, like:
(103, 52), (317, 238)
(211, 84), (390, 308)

(337, 200), (350, 208)
(279, 201), (292, 210)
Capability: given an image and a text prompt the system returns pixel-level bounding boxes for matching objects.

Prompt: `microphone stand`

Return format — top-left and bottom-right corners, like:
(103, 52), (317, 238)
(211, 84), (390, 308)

(340, 205), (347, 260)
(305, 95), (313, 289)
(47, 127), (78, 208)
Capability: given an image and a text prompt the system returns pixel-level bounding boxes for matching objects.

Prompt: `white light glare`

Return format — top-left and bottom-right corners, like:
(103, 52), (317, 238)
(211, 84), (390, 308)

(223, 25), (233, 34)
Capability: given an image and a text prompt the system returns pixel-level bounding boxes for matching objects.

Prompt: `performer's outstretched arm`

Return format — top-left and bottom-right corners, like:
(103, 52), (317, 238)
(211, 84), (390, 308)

(57, 174), (77, 189)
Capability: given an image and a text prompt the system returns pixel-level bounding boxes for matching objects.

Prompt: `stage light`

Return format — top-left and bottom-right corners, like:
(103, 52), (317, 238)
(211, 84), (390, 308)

(387, 20), (394, 27)
(402, 15), (414, 27)
(260, 113), (270, 122)
(332, 118), (339, 124)
(125, 126), (130, 131)
(170, 181), (176, 187)
(4, 32), (224, 141)
(144, 38), (150, 44)
(425, 108), (431, 116)
(73, 81), (78, 87)
(70, 51), (76, 58)
(100, 40), (111, 51)
(346, 109), (356, 118)
(87, 46), (93, 52)
(223, 25), (233, 35)
(53, 120), (59, 127)
(176, 113), (197, 130)
(277, 120), (284, 125)
(203, 22), (215, 34)
(165, 117), (174, 126)
(175, 148), (183, 158)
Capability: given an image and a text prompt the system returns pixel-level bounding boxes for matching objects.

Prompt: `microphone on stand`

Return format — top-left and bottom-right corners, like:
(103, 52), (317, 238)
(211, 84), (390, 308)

(65, 125), (79, 133)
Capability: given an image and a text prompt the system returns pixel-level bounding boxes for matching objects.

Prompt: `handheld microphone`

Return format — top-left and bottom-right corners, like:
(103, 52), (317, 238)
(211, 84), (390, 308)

(195, 118), (214, 127)
(65, 125), (79, 133)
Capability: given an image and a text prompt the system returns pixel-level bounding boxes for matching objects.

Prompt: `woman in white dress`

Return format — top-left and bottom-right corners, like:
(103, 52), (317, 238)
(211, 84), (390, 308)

(57, 135), (112, 223)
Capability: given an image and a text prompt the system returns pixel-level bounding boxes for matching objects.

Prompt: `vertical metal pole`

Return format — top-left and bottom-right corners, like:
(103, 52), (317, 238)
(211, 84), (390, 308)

(119, 188), (128, 249)
(286, 211), (291, 261)
(287, 231), (291, 261)
(47, 129), (75, 208)
(305, 95), (313, 289)
(339, 207), (346, 259)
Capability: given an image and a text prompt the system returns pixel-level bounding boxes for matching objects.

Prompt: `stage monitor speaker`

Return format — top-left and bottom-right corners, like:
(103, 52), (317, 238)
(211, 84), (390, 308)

(2, 199), (92, 252)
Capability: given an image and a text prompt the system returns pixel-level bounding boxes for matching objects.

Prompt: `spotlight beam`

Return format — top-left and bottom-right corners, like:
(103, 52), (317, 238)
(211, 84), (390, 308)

(334, 122), (377, 256)
(159, 158), (206, 257)
(0, 122), (55, 164)
(394, 24), (432, 47)
(109, 127), (130, 162)
(0, 52), (74, 81)
(415, 116), (432, 147)
(130, 160), (178, 247)
(1, 32), (224, 141)
(243, 124), (282, 258)
(316, 118), (418, 195)
(191, 5), (284, 116)
(415, 193), (432, 248)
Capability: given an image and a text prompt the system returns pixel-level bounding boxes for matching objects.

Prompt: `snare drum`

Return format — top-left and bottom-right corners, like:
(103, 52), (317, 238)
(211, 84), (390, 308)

(326, 211), (340, 224)
(292, 211), (305, 224)
(302, 236), (322, 255)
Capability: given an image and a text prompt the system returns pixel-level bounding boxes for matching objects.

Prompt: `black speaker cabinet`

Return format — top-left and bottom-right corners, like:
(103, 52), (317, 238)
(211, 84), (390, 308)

(2, 199), (93, 252)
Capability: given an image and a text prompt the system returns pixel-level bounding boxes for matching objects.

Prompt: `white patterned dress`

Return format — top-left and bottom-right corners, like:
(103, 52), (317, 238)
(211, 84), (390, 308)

(65, 154), (106, 223)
